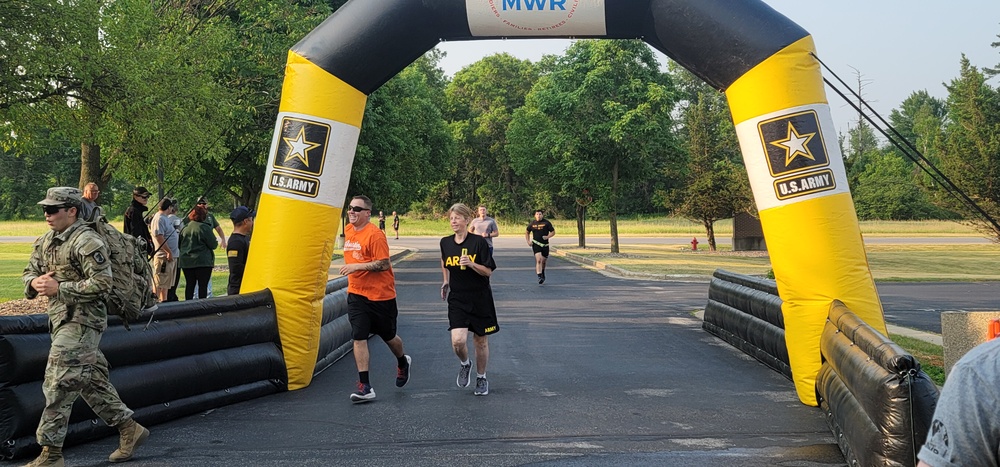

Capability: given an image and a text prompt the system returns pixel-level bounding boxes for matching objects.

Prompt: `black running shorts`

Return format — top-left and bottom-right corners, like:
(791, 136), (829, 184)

(348, 293), (399, 341)
(531, 243), (550, 257)
(447, 289), (499, 337)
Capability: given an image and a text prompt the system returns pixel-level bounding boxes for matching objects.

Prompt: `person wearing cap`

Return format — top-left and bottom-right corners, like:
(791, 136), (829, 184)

(22, 187), (151, 466)
(123, 186), (153, 258)
(225, 206), (255, 296)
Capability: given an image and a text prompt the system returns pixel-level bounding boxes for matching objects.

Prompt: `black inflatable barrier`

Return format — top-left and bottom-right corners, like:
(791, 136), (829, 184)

(817, 300), (938, 467)
(315, 277), (352, 375)
(702, 269), (791, 379)
(0, 290), (286, 460)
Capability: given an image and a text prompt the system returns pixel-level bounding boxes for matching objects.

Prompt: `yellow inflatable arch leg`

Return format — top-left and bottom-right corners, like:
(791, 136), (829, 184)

(241, 51), (366, 390)
(726, 36), (888, 406)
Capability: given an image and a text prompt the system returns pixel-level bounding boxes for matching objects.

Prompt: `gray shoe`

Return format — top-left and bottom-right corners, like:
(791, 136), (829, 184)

(474, 376), (489, 396)
(457, 362), (472, 388)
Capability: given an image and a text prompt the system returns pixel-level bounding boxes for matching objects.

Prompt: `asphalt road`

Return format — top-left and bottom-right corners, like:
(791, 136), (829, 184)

(59, 241), (846, 466)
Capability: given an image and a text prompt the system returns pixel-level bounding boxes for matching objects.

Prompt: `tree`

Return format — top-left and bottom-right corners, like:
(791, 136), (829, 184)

(507, 40), (680, 252)
(666, 67), (750, 250)
(1, 0), (235, 206)
(349, 55), (455, 216)
(444, 53), (539, 218)
(852, 150), (939, 220)
(934, 57), (1000, 239)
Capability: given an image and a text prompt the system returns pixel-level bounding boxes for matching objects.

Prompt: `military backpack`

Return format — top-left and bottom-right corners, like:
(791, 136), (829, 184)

(85, 207), (158, 329)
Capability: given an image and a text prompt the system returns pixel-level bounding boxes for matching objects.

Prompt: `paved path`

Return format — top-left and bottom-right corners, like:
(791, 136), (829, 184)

(64, 241), (845, 466)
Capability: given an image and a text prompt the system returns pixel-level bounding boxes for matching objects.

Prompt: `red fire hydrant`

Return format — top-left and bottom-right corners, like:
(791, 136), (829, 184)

(691, 237), (699, 251)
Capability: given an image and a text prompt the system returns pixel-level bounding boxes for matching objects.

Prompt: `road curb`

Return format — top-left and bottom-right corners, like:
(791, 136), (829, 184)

(550, 246), (713, 282)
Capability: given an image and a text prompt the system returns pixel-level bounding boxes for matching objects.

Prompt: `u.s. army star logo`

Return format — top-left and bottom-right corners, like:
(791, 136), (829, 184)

(273, 117), (329, 177)
(758, 110), (829, 177)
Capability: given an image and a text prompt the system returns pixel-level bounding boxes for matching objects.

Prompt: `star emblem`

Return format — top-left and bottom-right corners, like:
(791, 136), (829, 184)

(770, 123), (816, 166)
(282, 127), (321, 167)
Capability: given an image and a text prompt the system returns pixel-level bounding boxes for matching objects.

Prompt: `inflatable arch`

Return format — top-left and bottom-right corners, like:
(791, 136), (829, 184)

(241, 0), (888, 406)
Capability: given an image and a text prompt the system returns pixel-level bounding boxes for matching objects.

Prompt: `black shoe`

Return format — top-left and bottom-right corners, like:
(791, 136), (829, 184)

(538, 273), (545, 284)
(396, 355), (411, 387)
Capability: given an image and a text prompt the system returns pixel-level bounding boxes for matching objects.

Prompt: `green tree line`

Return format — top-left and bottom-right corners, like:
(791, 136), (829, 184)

(2, 1), (999, 246)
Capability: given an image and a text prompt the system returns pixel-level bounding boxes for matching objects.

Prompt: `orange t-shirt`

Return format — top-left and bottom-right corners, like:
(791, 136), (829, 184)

(343, 222), (395, 301)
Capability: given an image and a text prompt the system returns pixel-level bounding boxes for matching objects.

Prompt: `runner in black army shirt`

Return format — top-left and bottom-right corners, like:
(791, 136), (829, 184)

(525, 209), (555, 284)
(440, 203), (498, 396)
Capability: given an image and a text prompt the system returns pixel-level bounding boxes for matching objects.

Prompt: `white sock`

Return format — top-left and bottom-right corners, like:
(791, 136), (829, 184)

(477, 373), (486, 378)
(460, 359), (470, 367)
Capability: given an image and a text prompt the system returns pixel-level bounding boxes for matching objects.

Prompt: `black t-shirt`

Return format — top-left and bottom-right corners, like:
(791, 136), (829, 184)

(226, 232), (251, 295)
(527, 219), (555, 244)
(440, 234), (495, 293)
(124, 201), (153, 255)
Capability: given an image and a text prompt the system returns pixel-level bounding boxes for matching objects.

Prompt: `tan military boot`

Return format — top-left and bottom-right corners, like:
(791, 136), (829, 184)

(108, 419), (149, 463)
(21, 446), (64, 467)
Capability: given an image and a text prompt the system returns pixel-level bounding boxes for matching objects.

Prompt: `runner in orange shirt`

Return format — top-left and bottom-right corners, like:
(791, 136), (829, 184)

(339, 195), (411, 403)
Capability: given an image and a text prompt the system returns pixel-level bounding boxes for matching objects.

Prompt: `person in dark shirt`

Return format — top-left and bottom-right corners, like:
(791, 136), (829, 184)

(124, 186), (153, 258)
(440, 203), (498, 396)
(525, 209), (555, 284)
(226, 206), (255, 296)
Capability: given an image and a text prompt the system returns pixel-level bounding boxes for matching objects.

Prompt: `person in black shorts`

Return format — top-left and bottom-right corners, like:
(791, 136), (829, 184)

(440, 203), (498, 396)
(525, 209), (555, 284)
(339, 195), (411, 403)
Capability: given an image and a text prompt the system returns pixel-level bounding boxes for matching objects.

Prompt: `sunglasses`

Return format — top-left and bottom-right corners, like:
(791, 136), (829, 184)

(139, 194), (150, 199)
(348, 205), (370, 213)
(42, 205), (68, 215)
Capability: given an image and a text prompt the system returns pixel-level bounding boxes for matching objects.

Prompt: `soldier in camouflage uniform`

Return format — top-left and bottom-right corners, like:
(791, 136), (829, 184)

(21, 187), (150, 467)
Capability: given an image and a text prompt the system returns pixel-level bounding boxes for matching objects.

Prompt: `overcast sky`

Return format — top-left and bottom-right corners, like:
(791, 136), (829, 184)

(432, 1), (1000, 134)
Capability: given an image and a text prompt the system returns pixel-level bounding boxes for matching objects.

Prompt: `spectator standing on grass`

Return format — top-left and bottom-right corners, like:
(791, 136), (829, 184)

(165, 199), (183, 302)
(150, 199), (179, 302)
(81, 182), (101, 222)
(22, 187), (150, 466)
(226, 206), (255, 296)
(124, 186), (153, 258)
(178, 205), (217, 300)
(184, 197), (226, 298)
(392, 211), (400, 239)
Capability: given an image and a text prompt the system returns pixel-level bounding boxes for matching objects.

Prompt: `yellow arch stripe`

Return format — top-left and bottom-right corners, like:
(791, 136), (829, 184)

(280, 51), (366, 127)
(243, 52), (366, 390)
(726, 36), (826, 126)
(726, 36), (886, 406)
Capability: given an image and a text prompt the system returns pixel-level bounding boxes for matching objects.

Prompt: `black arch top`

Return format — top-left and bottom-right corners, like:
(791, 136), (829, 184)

(293, 0), (809, 95)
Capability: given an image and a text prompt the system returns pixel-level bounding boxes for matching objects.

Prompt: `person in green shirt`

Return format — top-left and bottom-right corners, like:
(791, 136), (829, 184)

(178, 205), (218, 300)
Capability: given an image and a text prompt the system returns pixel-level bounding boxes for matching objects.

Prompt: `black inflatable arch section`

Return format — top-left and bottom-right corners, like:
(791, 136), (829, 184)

(296, 0), (808, 94)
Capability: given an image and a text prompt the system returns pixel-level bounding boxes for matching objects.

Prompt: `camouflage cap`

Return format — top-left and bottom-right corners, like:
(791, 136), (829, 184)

(37, 187), (84, 207)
